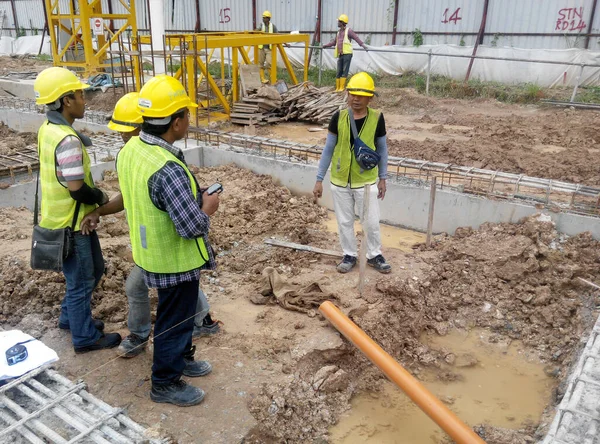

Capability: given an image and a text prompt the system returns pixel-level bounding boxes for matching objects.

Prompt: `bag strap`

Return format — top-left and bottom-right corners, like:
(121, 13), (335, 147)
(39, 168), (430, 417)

(33, 172), (39, 226)
(70, 201), (81, 232)
(347, 108), (359, 140)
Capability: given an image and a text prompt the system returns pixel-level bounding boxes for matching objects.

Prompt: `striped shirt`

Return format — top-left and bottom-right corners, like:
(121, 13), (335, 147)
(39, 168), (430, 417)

(323, 27), (365, 54)
(55, 135), (85, 185)
(138, 131), (217, 289)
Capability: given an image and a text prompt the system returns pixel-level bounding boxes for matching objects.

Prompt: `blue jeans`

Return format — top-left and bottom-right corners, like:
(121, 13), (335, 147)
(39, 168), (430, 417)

(152, 279), (198, 385)
(59, 231), (104, 347)
(337, 54), (353, 78)
(126, 265), (210, 339)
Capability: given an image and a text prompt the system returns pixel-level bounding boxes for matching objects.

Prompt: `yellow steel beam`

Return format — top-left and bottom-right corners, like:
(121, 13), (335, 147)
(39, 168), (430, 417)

(277, 44), (298, 84)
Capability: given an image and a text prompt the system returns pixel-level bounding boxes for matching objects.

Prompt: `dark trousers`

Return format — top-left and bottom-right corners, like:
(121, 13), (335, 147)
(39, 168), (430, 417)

(60, 231), (104, 347)
(337, 54), (353, 78)
(152, 279), (198, 385)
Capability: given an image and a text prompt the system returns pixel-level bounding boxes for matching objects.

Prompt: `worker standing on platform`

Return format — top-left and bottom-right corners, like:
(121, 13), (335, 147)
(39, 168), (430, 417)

(34, 67), (122, 353)
(312, 72), (391, 274)
(323, 14), (368, 92)
(116, 75), (220, 407)
(80, 93), (220, 360)
(257, 10), (278, 84)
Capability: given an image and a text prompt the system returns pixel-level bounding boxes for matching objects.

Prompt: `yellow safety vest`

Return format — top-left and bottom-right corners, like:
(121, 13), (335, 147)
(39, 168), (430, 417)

(330, 108), (380, 188)
(258, 23), (274, 49)
(38, 121), (96, 230)
(117, 136), (209, 274)
(334, 28), (353, 58)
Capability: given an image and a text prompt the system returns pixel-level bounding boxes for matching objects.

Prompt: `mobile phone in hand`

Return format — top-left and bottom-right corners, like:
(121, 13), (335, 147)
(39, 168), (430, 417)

(206, 182), (223, 195)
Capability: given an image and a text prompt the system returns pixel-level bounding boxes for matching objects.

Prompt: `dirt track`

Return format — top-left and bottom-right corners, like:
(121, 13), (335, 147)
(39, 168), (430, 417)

(1, 164), (599, 443)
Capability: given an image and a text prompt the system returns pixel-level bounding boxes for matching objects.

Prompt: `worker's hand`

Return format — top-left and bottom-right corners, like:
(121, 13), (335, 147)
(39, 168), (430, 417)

(201, 191), (220, 216)
(313, 181), (323, 200)
(80, 210), (100, 235)
(377, 179), (386, 200)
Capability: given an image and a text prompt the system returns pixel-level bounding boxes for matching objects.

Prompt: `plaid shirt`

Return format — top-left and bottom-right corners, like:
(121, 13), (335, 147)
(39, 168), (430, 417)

(139, 131), (216, 288)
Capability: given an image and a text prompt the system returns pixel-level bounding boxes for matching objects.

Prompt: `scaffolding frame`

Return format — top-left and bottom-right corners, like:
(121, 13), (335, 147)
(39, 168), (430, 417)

(44, 0), (139, 81)
(132, 32), (310, 122)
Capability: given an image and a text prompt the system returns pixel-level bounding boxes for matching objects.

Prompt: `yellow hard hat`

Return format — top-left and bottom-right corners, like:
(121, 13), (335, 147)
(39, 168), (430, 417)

(34, 67), (90, 105)
(263, 10), (271, 18)
(346, 72), (377, 97)
(137, 75), (197, 119)
(108, 92), (143, 132)
(338, 14), (349, 24)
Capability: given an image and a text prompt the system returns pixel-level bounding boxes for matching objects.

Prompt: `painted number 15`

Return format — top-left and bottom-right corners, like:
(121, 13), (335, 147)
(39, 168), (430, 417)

(219, 8), (231, 23)
(442, 8), (462, 24)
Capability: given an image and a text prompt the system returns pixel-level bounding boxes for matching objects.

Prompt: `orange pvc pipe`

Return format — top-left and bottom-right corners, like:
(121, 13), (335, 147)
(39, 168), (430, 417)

(319, 301), (486, 444)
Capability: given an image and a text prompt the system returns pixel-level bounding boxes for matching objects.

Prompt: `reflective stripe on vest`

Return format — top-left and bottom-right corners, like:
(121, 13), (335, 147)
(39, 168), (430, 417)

(258, 22), (274, 49)
(117, 136), (209, 274)
(334, 28), (353, 58)
(38, 121), (96, 230)
(330, 108), (379, 188)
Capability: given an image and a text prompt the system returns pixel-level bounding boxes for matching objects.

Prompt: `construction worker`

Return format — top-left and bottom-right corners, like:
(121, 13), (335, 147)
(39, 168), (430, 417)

(116, 75), (220, 407)
(312, 72), (391, 274)
(80, 93), (220, 360)
(33, 67), (122, 353)
(257, 10), (278, 83)
(323, 14), (368, 92)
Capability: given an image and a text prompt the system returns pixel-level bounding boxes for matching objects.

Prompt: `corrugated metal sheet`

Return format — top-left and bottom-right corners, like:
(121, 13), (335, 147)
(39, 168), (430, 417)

(485, 0), (594, 49)
(0, 1), (16, 36)
(5, 0), (600, 49)
(199, 0), (253, 32)
(256, 0), (318, 33)
(321, 0), (396, 46)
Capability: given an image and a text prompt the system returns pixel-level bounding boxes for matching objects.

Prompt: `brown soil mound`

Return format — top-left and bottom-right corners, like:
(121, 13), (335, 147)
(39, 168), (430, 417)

(244, 215), (600, 443)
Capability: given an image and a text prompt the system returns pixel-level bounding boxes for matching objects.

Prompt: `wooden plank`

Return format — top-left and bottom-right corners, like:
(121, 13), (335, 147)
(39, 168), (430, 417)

(264, 238), (343, 257)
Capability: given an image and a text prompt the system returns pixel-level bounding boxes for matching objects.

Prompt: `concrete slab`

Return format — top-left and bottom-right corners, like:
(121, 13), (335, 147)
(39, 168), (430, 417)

(0, 78), (34, 99)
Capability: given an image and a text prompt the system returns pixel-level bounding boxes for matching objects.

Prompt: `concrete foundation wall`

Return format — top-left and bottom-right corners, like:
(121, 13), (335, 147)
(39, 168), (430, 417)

(199, 144), (600, 239)
(0, 109), (111, 134)
(2, 139), (600, 240)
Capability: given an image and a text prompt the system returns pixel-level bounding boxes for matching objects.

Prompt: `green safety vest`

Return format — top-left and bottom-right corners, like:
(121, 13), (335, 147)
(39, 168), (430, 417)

(38, 121), (96, 230)
(330, 108), (380, 188)
(116, 136), (209, 274)
(334, 28), (353, 58)
(259, 22), (274, 49)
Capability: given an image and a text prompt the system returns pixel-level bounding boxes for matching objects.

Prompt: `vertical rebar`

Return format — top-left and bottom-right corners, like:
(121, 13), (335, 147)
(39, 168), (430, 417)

(193, 35), (199, 128)
(205, 34), (210, 127)
(163, 34), (168, 74)
(318, 45), (322, 86)
(426, 49), (432, 96)
(570, 63), (585, 103)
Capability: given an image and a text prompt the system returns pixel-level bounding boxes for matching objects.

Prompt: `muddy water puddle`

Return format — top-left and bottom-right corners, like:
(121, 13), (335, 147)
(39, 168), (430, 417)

(330, 329), (555, 443)
(324, 212), (425, 253)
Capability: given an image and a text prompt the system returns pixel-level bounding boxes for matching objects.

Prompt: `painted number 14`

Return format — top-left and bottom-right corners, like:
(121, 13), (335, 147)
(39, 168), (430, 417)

(442, 8), (462, 24)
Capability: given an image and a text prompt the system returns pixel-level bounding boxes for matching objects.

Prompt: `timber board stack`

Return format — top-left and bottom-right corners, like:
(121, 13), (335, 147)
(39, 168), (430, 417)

(230, 82), (344, 126)
(280, 82), (345, 124)
(230, 98), (282, 125)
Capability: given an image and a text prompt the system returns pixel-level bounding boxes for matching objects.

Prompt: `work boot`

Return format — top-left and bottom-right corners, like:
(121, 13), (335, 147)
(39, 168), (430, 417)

(74, 332), (121, 354)
(192, 313), (221, 338)
(59, 319), (105, 331)
(367, 254), (392, 274)
(150, 379), (205, 407)
(259, 68), (269, 84)
(337, 255), (357, 273)
(339, 77), (347, 92)
(117, 333), (149, 358)
(335, 78), (340, 91)
(182, 345), (212, 377)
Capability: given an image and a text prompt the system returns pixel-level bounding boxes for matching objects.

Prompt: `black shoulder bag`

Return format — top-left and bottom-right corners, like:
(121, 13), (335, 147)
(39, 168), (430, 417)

(348, 109), (381, 171)
(30, 173), (80, 271)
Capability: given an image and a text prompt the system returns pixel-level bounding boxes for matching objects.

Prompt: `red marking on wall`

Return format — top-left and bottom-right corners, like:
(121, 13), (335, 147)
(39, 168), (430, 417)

(556, 7), (587, 32)
(441, 8), (463, 24)
(219, 8), (231, 24)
